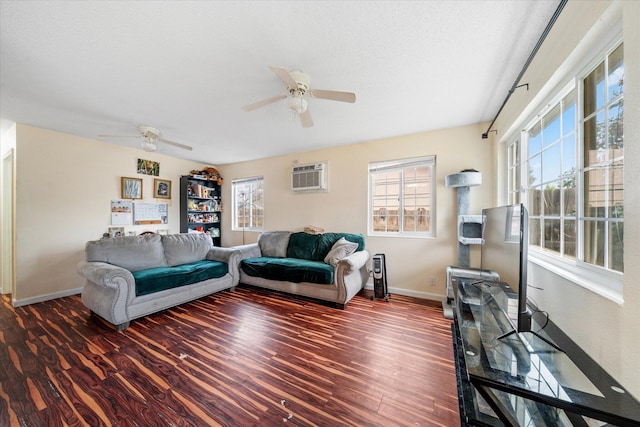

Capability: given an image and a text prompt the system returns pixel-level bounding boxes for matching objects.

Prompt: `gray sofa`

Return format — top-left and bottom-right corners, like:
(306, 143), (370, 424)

(77, 233), (240, 330)
(235, 231), (370, 308)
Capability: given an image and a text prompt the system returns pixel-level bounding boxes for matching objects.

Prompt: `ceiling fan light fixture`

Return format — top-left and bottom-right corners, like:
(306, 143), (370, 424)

(288, 95), (308, 114)
(242, 66), (355, 128)
(141, 137), (157, 152)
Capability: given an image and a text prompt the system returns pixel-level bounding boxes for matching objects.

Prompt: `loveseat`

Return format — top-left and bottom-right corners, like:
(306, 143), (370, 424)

(77, 233), (240, 330)
(235, 231), (370, 308)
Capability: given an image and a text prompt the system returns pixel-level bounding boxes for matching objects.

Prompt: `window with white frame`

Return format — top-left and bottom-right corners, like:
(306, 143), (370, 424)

(232, 176), (264, 231)
(525, 88), (577, 259)
(368, 156), (435, 237)
(506, 138), (521, 205)
(581, 42), (624, 272)
(513, 40), (624, 282)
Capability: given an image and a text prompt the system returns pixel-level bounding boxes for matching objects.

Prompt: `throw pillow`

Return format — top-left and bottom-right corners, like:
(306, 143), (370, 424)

(324, 237), (358, 267)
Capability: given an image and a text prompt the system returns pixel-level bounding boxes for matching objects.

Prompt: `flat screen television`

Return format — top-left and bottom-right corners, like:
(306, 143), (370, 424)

(480, 203), (531, 335)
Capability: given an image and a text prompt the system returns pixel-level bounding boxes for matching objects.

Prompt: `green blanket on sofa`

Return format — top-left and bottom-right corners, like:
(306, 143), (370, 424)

(240, 232), (365, 284)
(241, 257), (334, 284)
(133, 260), (228, 296)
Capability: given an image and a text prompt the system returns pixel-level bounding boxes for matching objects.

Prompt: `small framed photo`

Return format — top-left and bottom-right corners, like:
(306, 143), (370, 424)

(108, 226), (125, 238)
(137, 158), (160, 176)
(154, 178), (171, 199)
(121, 177), (143, 199)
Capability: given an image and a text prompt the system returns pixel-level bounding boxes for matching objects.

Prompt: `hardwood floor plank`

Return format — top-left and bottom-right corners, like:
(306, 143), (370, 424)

(42, 366), (93, 427)
(0, 288), (460, 426)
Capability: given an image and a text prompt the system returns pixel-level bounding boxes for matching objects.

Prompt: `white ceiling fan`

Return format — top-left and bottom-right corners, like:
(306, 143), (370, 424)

(242, 66), (356, 128)
(99, 125), (193, 152)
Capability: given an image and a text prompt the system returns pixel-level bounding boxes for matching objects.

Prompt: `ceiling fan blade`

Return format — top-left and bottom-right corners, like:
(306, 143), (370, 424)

(242, 94), (287, 112)
(309, 89), (356, 103)
(98, 134), (141, 139)
(300, 109), (313, 128)
(159, 138), (193, 151)
(269, 66), (298, 88)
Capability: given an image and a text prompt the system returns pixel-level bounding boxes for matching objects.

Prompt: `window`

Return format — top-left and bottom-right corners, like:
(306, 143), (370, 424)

(368, 156), (435, 237)
(506, 138), (521, 205)
(581, 43), (624, 272)
(524, 88), (577, 260)
(232, 176), (264, 231)
(511, 40), (624, 298)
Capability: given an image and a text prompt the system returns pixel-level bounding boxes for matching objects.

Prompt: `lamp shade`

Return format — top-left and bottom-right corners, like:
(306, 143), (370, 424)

(288, 95), (308, 114)
(141, 137), (157, 152)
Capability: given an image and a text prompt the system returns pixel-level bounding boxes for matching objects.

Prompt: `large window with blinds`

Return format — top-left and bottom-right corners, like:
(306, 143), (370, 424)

(368, 156), (435, 237)
(232, 176), (264, 231)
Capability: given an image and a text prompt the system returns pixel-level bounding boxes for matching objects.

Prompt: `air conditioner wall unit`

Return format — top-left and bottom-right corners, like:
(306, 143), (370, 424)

(291, 162), (327, 192)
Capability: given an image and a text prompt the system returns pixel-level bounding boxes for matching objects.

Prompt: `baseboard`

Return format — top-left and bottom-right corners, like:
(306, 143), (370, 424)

(12, 287), (83, 307)
(364, 284), (446, 303)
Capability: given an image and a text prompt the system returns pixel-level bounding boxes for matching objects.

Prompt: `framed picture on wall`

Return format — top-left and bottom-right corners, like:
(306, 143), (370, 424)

(137, 158), (160, 176)
(121, 177), (143, 199)
(154, 178), (171, 199)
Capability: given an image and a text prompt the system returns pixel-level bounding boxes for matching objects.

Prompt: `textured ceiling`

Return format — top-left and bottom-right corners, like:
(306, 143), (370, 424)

(0, 0), (561, 165)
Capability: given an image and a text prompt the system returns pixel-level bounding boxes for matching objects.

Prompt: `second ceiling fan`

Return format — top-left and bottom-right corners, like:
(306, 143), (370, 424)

(99, 125), (193, 152)
(242, 66), (356, 128)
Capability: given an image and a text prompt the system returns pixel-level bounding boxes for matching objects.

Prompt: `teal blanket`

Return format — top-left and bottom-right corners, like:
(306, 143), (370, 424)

(286, 232), (365, 261)
(133, 260), (228, 296)
(241, 257), (334, 284)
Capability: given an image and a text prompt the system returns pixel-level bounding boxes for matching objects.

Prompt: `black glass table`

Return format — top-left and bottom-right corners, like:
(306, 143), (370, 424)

(453, 278), (640, 426)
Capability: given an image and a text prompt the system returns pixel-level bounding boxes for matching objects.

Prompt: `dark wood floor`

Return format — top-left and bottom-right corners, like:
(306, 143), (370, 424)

(0, 286), (460, 426)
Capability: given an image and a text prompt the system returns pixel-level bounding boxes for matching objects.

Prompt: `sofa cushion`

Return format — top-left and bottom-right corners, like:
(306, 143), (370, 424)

(286, 232), (323, 260)
(286, 232), (366, 261)
(162, 233), (213, 267)
(132, 260), (229, 296)
(324, 237), (359, 267)
(258, 231), (291, 258)
(241, 257), (334, 285)
(85, 234), (167, 272)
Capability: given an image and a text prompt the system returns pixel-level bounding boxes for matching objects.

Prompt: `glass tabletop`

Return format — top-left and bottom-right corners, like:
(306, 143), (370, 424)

(455, 278), (640, 425)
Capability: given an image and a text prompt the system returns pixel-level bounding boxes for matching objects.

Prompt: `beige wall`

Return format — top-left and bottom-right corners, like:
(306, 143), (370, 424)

(494, 0), (640, 398)
(219, 122), (494, 299)
(1, 125), (17, 295)
(11, 124), (208, 304)
(8, 121), (495, 303)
